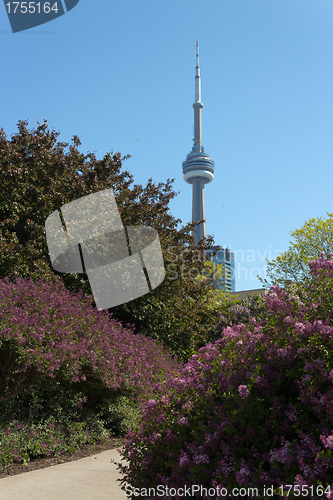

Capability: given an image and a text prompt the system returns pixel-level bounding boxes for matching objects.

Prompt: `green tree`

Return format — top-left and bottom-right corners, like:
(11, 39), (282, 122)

(194, 259), (238, 311)
(0, 120), (221, 360)
(261, 212), (333, 287)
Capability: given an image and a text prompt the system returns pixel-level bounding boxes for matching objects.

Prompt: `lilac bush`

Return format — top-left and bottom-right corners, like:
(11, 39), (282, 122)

(0, 275), (181, 464)
(0, 275), (180, 394)
(118, 256), (333, 499)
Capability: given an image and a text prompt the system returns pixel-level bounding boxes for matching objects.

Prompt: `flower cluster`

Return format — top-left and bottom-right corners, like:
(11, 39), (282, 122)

(309, 253), (333, 278)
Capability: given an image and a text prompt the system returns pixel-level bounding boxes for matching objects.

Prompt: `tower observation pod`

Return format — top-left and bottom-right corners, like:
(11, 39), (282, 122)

(182, 41), (215, 246)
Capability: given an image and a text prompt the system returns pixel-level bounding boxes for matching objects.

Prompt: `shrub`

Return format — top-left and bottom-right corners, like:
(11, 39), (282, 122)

(0, 418), (109, 468)
(118, 256), (333, 499)
(0, 275), (181, 464)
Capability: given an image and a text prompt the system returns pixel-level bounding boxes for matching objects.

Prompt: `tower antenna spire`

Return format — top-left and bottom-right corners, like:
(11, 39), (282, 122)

(194, 41), (202, 147)
(182, 41), (215, 245)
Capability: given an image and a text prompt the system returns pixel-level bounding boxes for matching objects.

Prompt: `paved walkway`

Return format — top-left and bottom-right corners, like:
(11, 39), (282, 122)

(0, 449), (128, 500)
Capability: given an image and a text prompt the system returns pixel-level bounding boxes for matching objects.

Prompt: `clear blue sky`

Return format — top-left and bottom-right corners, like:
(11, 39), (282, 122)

(1, 0), (332, 291)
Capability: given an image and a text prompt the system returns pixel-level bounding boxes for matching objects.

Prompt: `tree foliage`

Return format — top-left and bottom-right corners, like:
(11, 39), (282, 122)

(0, 120), (221, 360)
(195, 260), (238, 311)
(261, 212), (333, 287)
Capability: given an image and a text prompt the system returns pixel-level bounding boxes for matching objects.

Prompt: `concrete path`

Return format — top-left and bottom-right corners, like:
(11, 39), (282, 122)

(0, 449), (128, 500)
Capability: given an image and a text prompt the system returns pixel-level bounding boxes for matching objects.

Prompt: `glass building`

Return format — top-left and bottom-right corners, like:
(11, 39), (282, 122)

(205, 246), (236, 293)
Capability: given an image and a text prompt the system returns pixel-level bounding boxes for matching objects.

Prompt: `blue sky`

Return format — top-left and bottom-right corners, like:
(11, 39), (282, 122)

(1, 0), (332, 291)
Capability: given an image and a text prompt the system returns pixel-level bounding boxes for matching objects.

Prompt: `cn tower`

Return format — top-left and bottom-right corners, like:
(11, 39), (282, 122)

(182, 41), (215, 246)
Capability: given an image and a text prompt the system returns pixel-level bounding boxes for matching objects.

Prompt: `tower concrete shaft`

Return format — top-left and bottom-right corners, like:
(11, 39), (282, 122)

(182, 41), (214, 246)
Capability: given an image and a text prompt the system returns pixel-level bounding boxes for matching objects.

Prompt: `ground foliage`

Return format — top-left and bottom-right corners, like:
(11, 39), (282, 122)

(0, 436), (127, 479)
